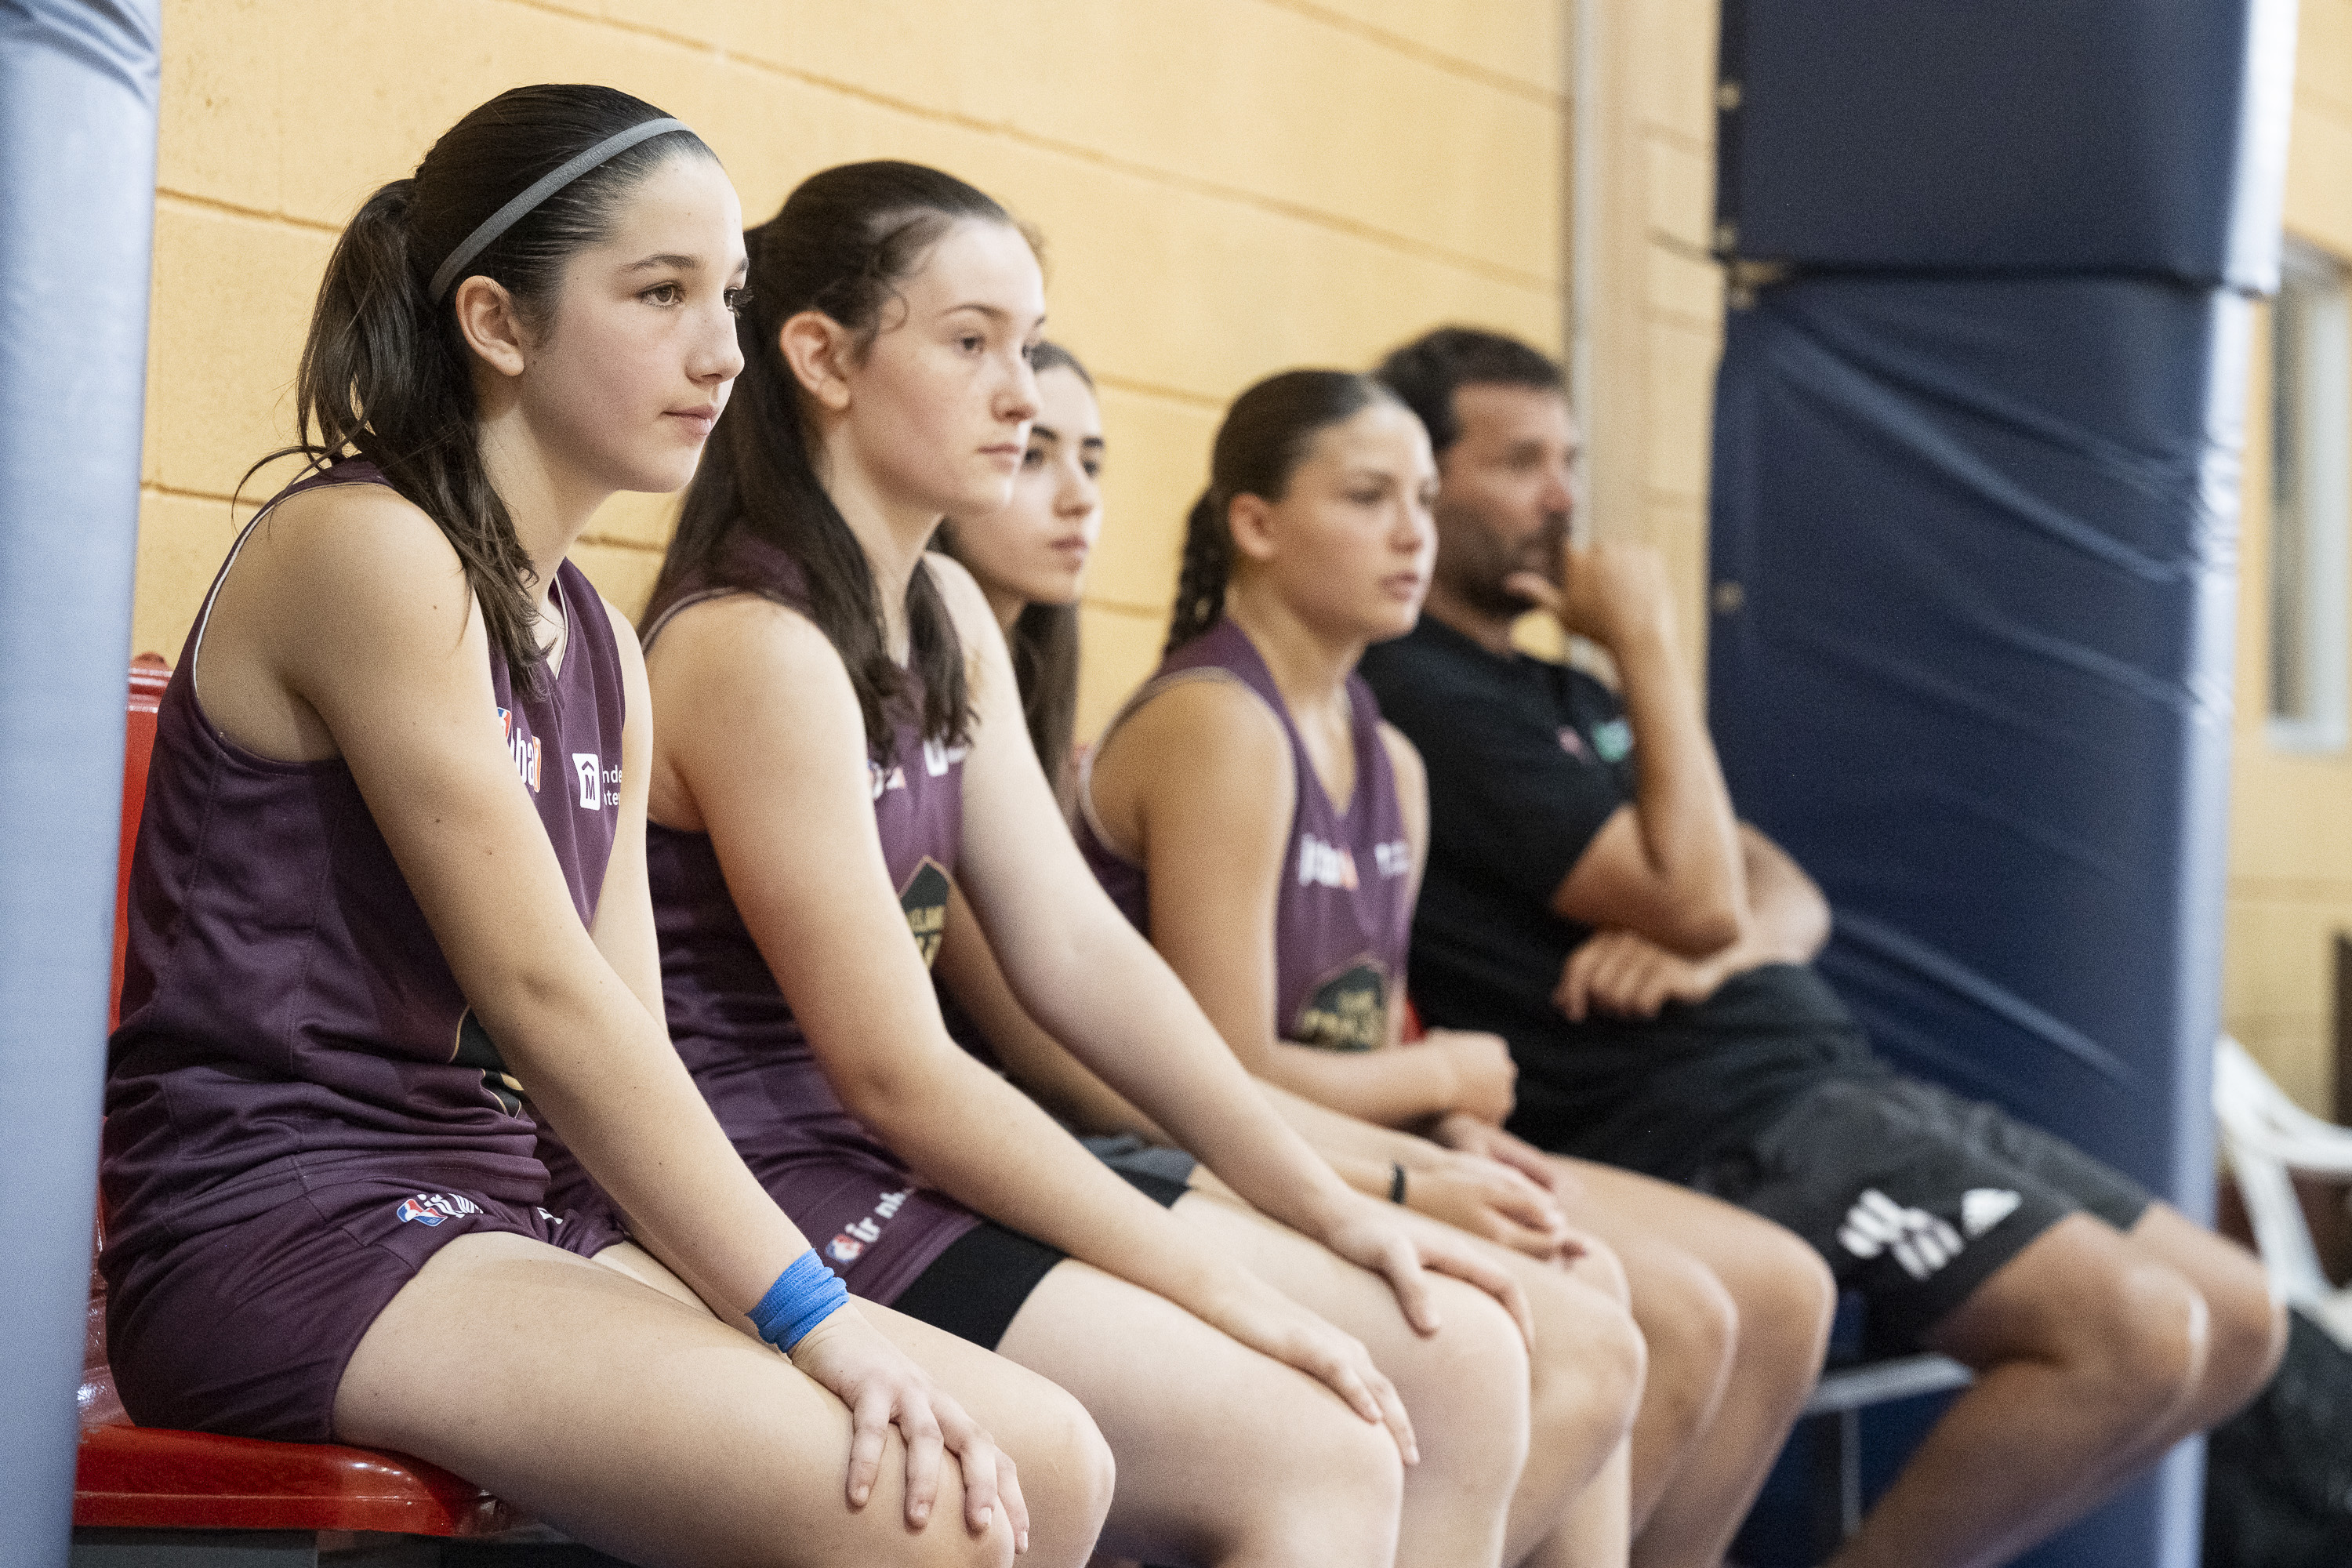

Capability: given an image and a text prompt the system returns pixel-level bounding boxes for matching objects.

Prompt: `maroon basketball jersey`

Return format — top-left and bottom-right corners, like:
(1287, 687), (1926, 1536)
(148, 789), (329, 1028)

(103, 460), (627, 1264)
(638, 533), (979, 1305)
(1078, 616), (1414, 1051)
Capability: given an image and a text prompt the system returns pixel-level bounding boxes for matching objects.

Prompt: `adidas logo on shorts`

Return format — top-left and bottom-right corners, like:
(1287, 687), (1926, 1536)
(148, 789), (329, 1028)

(1837, 1187), (2021, 1281)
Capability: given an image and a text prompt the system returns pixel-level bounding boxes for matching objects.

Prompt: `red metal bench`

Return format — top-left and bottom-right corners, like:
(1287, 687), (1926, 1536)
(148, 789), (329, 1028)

(73, 655), (524, 1565)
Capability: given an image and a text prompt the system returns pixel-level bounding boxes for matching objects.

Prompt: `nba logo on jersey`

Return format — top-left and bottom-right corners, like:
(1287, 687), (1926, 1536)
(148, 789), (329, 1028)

(572, 753), (601, 810)
(497, 708), (543, 792)
(827, 1233), (866, 1263)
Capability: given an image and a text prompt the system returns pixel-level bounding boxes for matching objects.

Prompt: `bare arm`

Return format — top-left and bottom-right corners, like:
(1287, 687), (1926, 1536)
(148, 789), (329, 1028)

(1556, 822), (1831, 1022)
(1526, 543), (1744, 955)
(1086, 683), (1508, 1127)
(1737, 822), (1831, 965)
(252, 495), (815, 1321)
(655, 576), (1489, 1439)
(931, 880), (1170, 1144)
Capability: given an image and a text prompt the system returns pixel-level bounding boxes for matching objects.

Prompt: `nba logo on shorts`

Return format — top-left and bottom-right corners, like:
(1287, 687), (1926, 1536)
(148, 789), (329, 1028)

(826, 1233), (866, 1264)
(394, 1192), (481, 1227)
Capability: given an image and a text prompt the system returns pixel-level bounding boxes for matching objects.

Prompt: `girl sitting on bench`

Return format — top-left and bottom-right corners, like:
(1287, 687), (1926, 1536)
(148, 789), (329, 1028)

(1065, 369), (1835, 1568)
(634, 158), (1644, 1568)
(100, 87), (1105, 1568)
(930, 345), (1679, 1567)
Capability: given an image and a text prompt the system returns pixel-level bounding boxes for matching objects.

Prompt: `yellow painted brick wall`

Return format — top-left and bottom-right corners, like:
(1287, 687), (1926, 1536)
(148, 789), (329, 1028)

(133, 0), (1566, 745)
(2225, 1), (2352, 1114)
(1577, 0), (1723, 663)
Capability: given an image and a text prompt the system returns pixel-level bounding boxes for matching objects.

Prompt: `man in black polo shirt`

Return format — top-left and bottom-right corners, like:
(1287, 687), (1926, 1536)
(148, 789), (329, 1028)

(1364, 327), (2285, 1568)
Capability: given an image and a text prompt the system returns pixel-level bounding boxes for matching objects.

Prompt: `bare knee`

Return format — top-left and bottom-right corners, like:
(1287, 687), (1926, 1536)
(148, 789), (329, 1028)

(2071, 1261), (2205, 1430)
(2192, 1257), (2287, 1420)
(1530, 1272), (1646, 1452)
(1569, 1233), (1632, 1309)
(1726, 1229), (1836, 1374)
(1227, 1394), (1404, 1558)
(891, 1517), (1019, 1568)
(1024, 1382), (1117, 1555)
(1401, 1286), (1535, 1481)
(1631, 1248), (1738, 1428)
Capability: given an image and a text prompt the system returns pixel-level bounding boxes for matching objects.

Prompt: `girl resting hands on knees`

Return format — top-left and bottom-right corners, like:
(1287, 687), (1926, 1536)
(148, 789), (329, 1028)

(937, 366), (1648, 1568)
(100, 88), (1098, 1568)
(634, 161), (1564, 1568)
(1038, 369), (1827, 1568)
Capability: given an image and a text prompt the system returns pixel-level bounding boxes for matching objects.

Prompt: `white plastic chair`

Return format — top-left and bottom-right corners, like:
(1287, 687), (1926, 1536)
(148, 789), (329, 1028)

(2212, 1035), (2352, 1347)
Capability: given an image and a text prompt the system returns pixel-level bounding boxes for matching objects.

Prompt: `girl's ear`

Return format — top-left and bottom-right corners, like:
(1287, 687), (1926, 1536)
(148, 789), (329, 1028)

(1227, 492), (1279, 564)
(780, 310), (855, 412)
(452, 276), (528, 379)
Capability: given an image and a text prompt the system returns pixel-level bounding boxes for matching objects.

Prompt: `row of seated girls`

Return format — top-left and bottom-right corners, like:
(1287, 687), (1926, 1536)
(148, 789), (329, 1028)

(100, 83), (1829, 1568)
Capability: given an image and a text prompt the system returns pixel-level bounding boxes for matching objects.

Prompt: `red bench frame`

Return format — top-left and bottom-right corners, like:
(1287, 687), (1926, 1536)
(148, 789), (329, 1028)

(73, 655), (522, 1559)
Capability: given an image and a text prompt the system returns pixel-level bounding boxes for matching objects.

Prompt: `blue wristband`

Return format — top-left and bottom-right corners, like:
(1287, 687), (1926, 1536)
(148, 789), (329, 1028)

(750, 1249), (851, 1352)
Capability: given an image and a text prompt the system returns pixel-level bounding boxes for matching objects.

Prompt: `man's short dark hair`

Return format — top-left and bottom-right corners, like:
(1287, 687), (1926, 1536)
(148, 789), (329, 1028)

(1374, 328), (1565, 455)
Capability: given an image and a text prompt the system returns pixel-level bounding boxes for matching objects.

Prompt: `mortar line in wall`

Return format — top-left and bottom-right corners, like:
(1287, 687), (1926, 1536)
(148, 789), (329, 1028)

(1646, 307), (1724, 336)
(1650, 231), (1715, 264)
(2229, 877), (2352, 900)
(1644, 122), (1711, 158)
(1092, 375), (1228, 412)
(154, 188), (342, 238)
(142, 481), (252, 507)
(1245, 0), (1563, 107)
(1083, 598), (1171, 620)
(492, 0), (1559, 294)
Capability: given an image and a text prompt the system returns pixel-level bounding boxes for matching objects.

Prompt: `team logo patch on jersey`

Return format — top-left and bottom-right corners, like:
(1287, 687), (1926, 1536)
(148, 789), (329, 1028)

(1592, 718), (1634, 764)
(899, 859), (952, 967)
(452, 1011), (526, 1114)
(827, 1188), (912, 1265)
(1299, 835), (1359, 890)
(497, 708), (543, 792)
(922, 737), (969, 778)
(1294, 958), (1389, 1052)
(395, 1192), (483, 1227)
(1372, 840), (1410, 879)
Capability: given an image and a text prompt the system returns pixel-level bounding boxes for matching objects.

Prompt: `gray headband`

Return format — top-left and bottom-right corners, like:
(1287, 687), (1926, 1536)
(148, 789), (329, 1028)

(429, 117), (689, 302)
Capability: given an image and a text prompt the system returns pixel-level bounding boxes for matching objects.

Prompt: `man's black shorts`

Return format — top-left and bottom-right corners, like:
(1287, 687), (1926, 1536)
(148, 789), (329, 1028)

(1689, 1074), (2154, 1351)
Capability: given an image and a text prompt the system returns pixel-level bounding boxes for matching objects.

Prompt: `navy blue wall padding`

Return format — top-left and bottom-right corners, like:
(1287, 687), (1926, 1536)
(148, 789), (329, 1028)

(1710, 275), (2249, 1568)
(1715, 0), (2296, 290)
(0, 4), (162, 1564)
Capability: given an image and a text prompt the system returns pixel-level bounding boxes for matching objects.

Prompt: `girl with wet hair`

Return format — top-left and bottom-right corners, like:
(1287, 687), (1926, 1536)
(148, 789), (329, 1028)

(644, 159), (1643, 1567)
(102, 87), (1109, 1568)
(1074, 368), (1835, 1568)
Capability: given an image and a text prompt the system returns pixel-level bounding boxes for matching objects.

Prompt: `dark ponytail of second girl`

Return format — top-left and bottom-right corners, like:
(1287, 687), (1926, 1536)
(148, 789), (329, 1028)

(661, 160), (1015, 760)
(1166, 368), (1399, 652)
(275, 85), (711, 687)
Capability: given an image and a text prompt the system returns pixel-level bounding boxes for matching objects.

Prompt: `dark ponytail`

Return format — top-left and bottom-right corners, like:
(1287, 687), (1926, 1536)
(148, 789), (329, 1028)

(1166, 368), (1398, 652)
(265, 85), (712, 686)
(660, 161), (1016, 760)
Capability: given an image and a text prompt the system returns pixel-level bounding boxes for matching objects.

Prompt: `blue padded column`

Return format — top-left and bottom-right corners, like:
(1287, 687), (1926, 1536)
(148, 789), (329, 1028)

(1709, 274), (2250, 1568)
(0, 2), (162, 1562)
(1708, 5), (2293, 1565)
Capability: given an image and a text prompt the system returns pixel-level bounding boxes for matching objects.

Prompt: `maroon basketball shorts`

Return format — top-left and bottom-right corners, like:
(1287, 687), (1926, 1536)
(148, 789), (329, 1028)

(106, 1176), (626, 1442)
